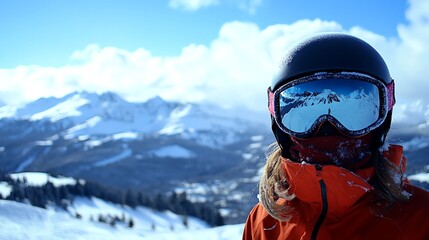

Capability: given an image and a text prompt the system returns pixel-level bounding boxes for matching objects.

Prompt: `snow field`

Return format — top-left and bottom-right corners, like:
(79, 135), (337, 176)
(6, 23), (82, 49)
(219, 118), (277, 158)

(0, 200), (244, 240)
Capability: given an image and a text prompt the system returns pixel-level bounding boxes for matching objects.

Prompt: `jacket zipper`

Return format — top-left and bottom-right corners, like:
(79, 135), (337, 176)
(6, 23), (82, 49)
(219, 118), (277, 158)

(311, 164), (328, 240)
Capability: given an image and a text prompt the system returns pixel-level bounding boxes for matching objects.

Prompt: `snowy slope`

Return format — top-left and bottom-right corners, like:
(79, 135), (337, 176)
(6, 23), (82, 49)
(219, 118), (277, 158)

(409, 172), (429, 183)
(0, 200), (244, 240)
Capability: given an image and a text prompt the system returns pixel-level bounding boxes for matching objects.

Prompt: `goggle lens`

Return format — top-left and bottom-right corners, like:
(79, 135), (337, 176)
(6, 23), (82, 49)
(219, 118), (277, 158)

(278, 79), (381, 133)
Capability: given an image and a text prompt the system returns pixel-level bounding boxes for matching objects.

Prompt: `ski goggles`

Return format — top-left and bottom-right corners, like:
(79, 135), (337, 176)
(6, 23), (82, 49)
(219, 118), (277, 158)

(268, 72), (395, 138)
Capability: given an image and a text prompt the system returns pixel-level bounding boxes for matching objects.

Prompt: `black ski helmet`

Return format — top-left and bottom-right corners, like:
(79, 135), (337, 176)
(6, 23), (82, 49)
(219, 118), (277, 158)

(272, 33), (392, 90)
(271, 33), (394, 155)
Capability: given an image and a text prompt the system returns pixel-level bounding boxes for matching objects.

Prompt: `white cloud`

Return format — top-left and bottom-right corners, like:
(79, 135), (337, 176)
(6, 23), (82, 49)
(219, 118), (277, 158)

(393, 100), (429, 126)
(168, 0), (262, 13)
(238, 0), (262, 14)
(168, 0), (219, 11)
(0, 19), (342, 111)
(346, 0), (429, 126)
(1, 0), (429, 126)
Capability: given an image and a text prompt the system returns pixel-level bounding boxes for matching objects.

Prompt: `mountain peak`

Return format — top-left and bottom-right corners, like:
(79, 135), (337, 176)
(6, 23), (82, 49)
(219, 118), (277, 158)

(144, 95), (171, 110)
(99, 92), (125, 103)
(146, 95), (165, 104)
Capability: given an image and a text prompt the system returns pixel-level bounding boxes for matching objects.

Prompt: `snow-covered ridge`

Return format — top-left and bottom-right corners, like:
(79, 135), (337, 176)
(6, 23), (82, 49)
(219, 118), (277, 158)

(150, 145), (195, 158)
(0, 172), (84, 198)
(9, 172), (84, 188)
(30, 94), (89, 121)
(281, 88), (376, 111)
(0, 91), (265, 147)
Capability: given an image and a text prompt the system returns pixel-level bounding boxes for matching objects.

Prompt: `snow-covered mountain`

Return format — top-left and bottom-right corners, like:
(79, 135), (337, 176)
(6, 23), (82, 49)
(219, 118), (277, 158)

(282, 88), (375, 107)
(0, 92), (270, 224)
(0, 91), (266, 147)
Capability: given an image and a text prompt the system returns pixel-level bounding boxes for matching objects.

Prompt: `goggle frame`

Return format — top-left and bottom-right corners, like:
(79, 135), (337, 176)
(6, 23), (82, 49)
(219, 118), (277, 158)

(268, 72), (395, 138)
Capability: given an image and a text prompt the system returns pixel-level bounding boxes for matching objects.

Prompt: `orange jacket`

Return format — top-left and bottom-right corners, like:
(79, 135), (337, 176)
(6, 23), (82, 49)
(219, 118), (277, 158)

(243, 145), (429, 240)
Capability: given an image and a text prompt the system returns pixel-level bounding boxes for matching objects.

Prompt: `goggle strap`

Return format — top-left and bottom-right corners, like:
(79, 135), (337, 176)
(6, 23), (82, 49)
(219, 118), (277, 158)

(267, 88), (275, 116)
(387, 80), (395, 111)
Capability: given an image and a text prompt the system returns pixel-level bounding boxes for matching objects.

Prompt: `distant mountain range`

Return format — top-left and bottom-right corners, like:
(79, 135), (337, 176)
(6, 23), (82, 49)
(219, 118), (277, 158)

(0, 91), (271, 224)
(0, 91), (266, 145)
(0, 91), (428, 223)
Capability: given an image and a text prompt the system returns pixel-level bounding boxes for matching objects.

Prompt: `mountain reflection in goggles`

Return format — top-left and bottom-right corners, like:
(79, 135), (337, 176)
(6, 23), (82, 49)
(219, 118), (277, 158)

(278, 79), (381, 133)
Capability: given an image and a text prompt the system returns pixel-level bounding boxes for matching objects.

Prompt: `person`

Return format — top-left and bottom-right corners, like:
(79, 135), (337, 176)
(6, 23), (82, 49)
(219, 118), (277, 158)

(242, 33), (429, 240)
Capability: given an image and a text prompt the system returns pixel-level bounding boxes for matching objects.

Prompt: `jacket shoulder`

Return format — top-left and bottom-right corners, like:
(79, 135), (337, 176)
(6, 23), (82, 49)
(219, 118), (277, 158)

(403, 184), (429, 207)
(242, 203), (279, 240)
(389, 184), (429, 238)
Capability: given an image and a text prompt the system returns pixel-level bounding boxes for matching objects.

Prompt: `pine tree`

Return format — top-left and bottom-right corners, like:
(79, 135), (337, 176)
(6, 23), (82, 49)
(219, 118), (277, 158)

(109, 218), (116, 227)
(182, 215), (189, 229)
(154, 193), (166, 211)
(125, 189), (138, 208)
(128, 218), (134, 228)
(98, 214), (106, 223)
(214, 211), (225, 226)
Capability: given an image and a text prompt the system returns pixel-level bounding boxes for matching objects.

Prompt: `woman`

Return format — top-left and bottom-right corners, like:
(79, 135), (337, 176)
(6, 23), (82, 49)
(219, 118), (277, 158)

(242, 33), (429, 240)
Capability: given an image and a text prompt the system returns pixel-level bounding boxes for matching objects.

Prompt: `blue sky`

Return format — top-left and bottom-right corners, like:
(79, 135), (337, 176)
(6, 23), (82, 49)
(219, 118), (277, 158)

(1, 0), (428, 126)
(0, 0), (407, 67)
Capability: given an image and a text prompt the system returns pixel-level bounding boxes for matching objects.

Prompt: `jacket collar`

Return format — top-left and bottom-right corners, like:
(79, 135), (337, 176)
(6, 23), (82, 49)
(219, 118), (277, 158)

(281, 144), (404, 217)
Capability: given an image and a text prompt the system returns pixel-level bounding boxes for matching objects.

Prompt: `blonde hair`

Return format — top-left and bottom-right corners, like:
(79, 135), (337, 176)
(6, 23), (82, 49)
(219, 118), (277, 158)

(372, 150), (410, 204)
(258, 143), (295, 221)
(258, 143), (410, 221)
